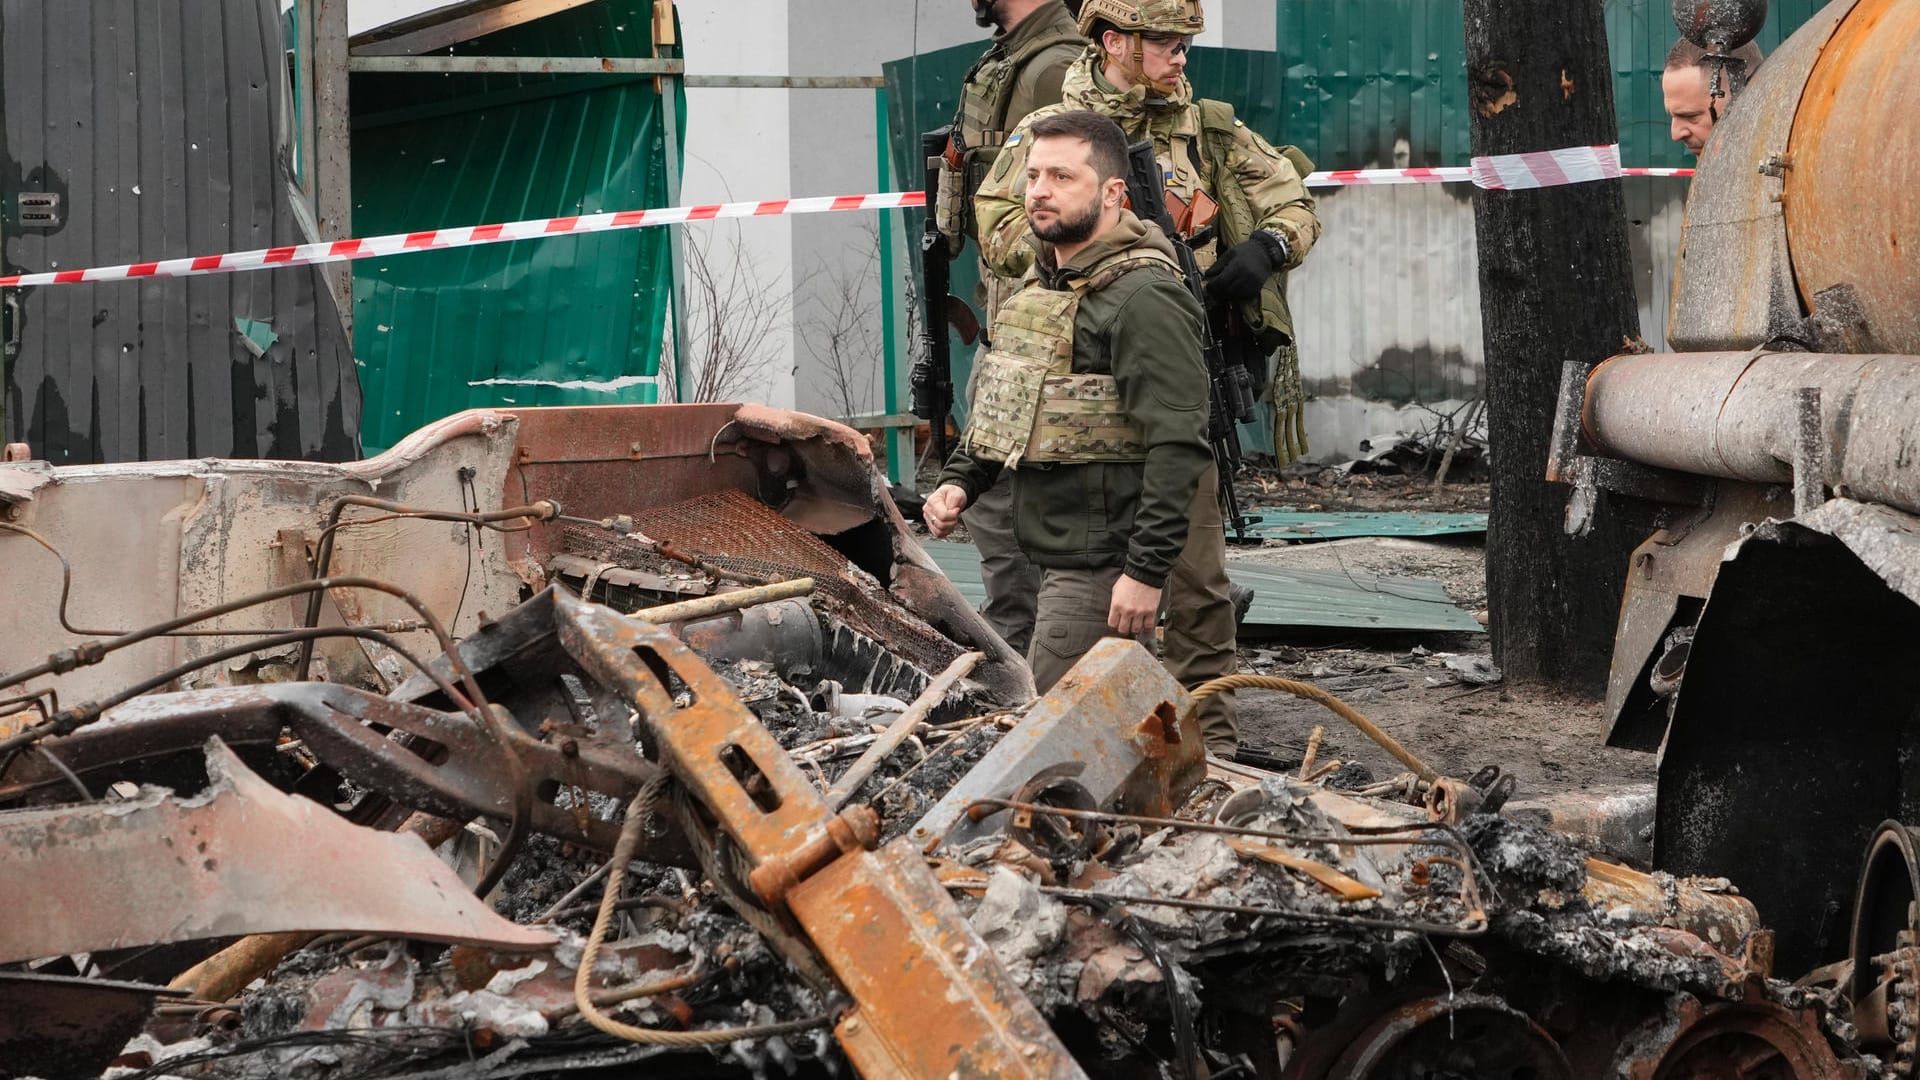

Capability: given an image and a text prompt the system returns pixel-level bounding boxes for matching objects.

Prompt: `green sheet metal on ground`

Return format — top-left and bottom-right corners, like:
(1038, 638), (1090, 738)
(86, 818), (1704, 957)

(919, 541), (1483, 635)
(1241, 510), (1487, 542)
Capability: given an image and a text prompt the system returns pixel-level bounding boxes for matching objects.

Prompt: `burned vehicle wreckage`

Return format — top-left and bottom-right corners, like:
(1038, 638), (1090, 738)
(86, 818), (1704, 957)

(4, 1), (1920, 1077)
(0, 397), (1884, 1080)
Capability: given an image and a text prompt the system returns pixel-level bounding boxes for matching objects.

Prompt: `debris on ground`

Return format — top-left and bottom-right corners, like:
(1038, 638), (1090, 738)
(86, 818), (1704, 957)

(0, 404), (1881, 1078)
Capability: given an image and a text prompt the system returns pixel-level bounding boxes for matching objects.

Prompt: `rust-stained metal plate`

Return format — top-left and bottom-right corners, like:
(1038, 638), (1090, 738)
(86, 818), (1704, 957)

(0, 971), (186, 1080)
(1784, 0), (1920, 355)
(0, 738), (553, 964)
(555, 589), (842, 864)
(788, 839), (1087, 1080)
(1596, 483), (1785, 749)
(910, 638), (1204, 852)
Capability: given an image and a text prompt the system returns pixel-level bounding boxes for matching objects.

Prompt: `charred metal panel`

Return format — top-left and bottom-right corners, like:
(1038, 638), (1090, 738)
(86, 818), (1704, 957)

(0, 0), (359, 464)
(1656, 517), (1920, 976)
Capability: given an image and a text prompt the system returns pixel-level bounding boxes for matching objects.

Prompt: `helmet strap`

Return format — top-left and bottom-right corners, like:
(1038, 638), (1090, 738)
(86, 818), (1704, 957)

(1126, 32), (1179, 96)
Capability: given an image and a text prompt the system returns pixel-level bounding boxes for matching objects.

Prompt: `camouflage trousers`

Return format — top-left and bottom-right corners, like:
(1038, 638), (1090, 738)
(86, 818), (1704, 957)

(1026, 465), (1240, 755)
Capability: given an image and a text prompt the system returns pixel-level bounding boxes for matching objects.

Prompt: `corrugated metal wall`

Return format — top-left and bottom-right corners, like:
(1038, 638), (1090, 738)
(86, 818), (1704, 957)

(348, 0), (676, 453)
(0, 0), (360, 464)
(887, 0), (1826, 458)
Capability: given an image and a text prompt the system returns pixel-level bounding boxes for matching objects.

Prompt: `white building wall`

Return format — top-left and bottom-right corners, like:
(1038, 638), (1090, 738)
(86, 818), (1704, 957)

(680, 0), (798, 408)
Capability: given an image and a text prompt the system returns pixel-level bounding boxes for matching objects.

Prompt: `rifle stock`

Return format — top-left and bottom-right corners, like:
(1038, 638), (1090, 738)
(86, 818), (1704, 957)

(1122, 141), (1261, 543)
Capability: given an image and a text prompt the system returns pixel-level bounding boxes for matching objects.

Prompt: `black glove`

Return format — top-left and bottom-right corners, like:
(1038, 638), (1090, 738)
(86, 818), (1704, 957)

(1202, 231), (1288, 303)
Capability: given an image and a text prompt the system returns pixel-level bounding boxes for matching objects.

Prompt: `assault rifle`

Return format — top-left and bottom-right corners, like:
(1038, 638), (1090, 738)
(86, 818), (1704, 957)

(909, 125), (981, 466)
(1122, 140), (1260, 542)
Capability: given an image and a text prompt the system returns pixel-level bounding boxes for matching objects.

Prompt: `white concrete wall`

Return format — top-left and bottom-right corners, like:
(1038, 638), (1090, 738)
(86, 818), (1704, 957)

(679, 0), (798, 407)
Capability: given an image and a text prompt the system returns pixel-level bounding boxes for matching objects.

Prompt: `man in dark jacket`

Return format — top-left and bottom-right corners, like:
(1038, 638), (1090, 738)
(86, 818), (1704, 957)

(924, 109), (1215, 706)
(938, 0), (1086, 659)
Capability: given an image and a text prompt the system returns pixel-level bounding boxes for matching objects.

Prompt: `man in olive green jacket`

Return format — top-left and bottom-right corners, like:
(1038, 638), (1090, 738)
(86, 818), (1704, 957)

(937, 0), (1086, 660)
(969, 0), (1322, 753)
(925, 110), (1214, 716)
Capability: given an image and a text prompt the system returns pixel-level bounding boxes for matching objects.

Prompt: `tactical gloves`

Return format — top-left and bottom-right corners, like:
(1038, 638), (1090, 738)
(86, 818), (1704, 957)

(1202, 229), (1290, 303)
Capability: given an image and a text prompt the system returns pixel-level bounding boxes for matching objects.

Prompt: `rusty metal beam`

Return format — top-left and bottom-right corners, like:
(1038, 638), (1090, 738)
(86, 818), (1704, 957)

(0, 739), (553, 965)
(553, 591), (1086, 1078)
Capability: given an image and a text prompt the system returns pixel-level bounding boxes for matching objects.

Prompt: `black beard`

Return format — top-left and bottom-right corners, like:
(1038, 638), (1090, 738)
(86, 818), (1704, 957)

(973, 0), (998, 28)
(1031, 199), (1102, 245)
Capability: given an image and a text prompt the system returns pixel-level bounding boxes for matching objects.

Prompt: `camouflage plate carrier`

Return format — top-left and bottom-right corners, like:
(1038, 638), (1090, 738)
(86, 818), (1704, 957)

(936, 25), (1086, 249)
(962, 248), (1179, 467)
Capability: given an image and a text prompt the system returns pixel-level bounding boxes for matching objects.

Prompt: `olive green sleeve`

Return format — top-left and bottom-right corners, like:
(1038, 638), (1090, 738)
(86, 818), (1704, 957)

(935, 443), (1004, 505)
(973, 109), (1058, 280)
(1009, 43), (1079, 123)
(1227, 123), (1321, 268)
(1104, 274), (1212, 588)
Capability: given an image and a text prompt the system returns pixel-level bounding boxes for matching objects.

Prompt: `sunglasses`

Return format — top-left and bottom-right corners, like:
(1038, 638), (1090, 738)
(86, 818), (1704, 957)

(1141, 32), (1194, 56)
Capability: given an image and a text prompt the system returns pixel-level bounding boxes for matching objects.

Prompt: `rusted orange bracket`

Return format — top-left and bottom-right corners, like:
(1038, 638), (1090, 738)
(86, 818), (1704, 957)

(555, 591), (1086, 1080)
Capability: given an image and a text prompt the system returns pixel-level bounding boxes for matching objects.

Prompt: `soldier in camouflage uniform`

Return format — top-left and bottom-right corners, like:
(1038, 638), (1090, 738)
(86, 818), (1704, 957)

(937, 0), (1085, 659)
(924, 109), (1213, 723)
(972, 0), (1324, 755)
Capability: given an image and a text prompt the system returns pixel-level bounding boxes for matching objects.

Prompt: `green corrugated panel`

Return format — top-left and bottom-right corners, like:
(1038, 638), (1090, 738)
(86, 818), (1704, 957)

(921, 538), (1484, 633)
(349, 1), (679, 453)
(1246, 510), (1487, 541)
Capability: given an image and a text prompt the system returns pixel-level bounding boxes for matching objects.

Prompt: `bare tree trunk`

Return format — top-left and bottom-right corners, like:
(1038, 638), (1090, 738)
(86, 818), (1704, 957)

(1464, 0), (1654, 692)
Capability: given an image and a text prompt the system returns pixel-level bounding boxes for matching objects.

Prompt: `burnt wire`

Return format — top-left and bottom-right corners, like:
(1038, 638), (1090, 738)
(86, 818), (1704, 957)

(0, 576), (486, 709)
(26, 743), (92, 802)
(574, 774), (834, 1046)
(0, 521), (127, 635)
(0, 606), (529, 899)
(0, 627), (458, 755)
(294, 495), (558, 683)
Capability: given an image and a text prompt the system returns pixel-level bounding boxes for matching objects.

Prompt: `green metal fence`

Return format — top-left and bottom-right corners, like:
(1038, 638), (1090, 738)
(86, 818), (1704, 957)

(348, 1), (679, 453)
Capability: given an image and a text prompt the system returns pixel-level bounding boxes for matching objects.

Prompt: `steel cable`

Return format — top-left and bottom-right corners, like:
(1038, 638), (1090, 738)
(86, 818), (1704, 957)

(574, 774), (832, 1047)
(1186, 673), (1437, 781)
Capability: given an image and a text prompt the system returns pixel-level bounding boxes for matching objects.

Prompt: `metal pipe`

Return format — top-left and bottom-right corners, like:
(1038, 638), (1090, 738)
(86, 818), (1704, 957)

(1583, 351), (1920, 515)
(630, 577), (815, 623)
(826, 651), (980, 809)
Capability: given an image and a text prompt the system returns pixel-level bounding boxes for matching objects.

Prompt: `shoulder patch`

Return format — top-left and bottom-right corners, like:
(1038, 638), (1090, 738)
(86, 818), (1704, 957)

(1234, 118), (1245, 127)
(1006, 132), (1023, 146)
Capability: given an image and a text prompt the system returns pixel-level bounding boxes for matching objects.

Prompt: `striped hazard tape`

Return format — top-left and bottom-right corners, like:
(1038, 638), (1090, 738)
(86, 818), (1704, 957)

(0, 145), (1689, 288)
(0, 192), (927, 289)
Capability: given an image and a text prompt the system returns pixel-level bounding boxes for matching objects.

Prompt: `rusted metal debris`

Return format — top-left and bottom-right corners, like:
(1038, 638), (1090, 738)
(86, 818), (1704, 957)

(0, 738), (554, 967)
(0, 401), (1891, 1078)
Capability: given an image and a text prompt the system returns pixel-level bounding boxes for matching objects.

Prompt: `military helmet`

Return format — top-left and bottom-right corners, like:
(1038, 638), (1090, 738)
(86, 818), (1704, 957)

(1076, 0), (1205, 36)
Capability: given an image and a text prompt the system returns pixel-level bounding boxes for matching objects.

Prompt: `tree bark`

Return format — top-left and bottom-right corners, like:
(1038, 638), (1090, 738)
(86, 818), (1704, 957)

(1464, 0), (1654, 692)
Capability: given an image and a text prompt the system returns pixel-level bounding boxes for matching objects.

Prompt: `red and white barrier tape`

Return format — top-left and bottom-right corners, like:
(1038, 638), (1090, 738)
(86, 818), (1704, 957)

(0, 146), (1689, 288)
(0, 192), (926, 289)
(1313, 145), (1691, 188)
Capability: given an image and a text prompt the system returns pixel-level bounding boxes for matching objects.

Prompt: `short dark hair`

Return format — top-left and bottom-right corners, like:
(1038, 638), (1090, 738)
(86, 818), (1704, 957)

(1028, 109), (1131, 184)
(1665, 35), (1763, 74)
